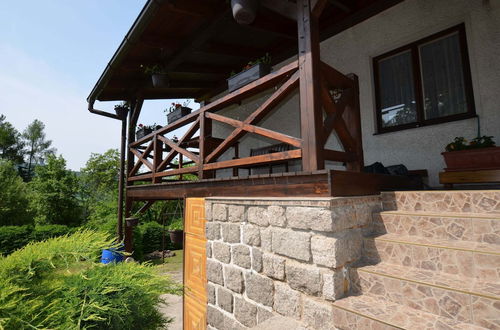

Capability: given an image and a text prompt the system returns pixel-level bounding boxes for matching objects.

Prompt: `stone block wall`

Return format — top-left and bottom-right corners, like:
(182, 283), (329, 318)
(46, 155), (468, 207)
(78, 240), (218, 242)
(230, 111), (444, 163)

(205, 196), (381, 329)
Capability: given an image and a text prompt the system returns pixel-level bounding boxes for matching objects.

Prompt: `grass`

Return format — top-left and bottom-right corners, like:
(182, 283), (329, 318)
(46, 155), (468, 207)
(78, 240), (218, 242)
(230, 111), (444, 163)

(153, 249), (183, 273)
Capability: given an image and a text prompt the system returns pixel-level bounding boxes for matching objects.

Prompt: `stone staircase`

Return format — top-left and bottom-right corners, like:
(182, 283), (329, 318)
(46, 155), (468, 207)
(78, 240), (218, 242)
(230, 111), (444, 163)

(332, 191), (500, 329)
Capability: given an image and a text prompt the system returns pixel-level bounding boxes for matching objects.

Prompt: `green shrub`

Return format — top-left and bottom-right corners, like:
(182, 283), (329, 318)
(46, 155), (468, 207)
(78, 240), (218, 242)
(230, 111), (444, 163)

(0, 230), (181, 330)
(133, 221), (173, 260)
(167, 217), (183, 231)
(31, 224), (75, 242)
(0, 225), (32, 255)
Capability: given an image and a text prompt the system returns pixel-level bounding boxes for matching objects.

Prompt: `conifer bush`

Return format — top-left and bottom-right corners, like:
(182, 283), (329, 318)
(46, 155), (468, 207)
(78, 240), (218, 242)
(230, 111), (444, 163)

(0, 230), (181, 330)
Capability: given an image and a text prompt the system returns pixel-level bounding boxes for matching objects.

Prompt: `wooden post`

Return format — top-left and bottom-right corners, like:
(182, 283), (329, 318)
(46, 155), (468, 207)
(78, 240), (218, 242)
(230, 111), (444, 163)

(198, 112), (214, 179)
(297, 0), (324, 172)
(117, 115), (127, 241)
(152, 134), (162, 183)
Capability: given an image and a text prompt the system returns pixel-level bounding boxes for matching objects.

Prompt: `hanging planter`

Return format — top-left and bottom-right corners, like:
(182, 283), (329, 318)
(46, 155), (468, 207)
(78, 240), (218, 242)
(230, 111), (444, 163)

(114, 102), (129, 119)
(167, 217), (184, 247)
(141, 64), (169, 88)
(231, 0), (259, 25)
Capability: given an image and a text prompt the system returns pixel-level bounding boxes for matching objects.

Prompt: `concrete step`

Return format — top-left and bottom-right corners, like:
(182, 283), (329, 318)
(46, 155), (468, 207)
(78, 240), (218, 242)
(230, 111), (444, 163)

(362, 233), (500, 283)
(349, 261), (500, 328)
(381, 191), (500, 214)
(373, 211), (500, 245)
(332, 294), (488, 330)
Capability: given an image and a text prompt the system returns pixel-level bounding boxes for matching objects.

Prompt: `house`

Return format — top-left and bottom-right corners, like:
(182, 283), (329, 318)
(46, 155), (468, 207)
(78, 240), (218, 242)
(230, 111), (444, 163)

(87, 0), (500, 328)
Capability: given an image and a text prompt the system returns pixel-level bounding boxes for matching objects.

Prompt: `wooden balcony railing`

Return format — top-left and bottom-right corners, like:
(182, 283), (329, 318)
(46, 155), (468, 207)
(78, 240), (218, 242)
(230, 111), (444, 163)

(127, 59), (363, 184)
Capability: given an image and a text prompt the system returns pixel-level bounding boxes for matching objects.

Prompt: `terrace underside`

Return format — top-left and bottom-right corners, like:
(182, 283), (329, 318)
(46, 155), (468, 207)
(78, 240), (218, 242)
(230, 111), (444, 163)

(126, 170), (418, 200)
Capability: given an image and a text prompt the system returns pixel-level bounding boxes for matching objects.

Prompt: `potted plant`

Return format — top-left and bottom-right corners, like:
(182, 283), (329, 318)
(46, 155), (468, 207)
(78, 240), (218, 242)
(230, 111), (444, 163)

(136, 123), (159, 140)
(114, 101), (129, 119)
(142, 64), (169, 88)
(442, 135), (499, 171)
(227, 53), (271, 93)
(231, 0), (259, 25)
(165, 100), (192, 124)
(168, 217), (184, 246)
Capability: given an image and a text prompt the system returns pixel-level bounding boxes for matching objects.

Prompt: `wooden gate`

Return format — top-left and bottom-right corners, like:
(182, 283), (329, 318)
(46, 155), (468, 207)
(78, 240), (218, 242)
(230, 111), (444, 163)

(183, 198), (207, 329)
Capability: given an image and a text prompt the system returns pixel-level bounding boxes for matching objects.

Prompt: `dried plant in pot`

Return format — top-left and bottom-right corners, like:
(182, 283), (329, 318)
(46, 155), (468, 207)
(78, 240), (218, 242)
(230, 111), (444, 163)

(442, 136), (500, 171)
(114, 102), (129, 119)
(165, 100), (192, 124)
(227, 53), (271, 93)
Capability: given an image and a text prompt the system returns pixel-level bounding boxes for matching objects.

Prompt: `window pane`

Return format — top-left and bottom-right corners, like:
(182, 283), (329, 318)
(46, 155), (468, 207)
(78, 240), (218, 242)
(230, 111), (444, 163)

(378, 51), (418, 128)
(420, 32), (468, 119)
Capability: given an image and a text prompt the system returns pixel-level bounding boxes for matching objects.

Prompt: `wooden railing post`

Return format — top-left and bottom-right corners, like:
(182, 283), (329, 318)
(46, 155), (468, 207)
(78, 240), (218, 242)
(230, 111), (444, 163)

(297, 0), (324, 172)
(344, 74), (364, 171)
(152, 134), (163, 183)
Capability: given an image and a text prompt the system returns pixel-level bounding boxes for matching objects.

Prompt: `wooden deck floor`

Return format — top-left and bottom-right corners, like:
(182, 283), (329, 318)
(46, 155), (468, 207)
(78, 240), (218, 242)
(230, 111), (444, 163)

(126, 170), (417, 201)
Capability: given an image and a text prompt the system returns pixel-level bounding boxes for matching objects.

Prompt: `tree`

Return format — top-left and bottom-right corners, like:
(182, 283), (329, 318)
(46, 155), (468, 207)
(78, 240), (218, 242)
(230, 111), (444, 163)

(29, 155), (81, 226)
(22, 119), (55, 179)
(0, 160), (32, 225)
(0, 115), (25, 165)
(79, 149), (120, 225)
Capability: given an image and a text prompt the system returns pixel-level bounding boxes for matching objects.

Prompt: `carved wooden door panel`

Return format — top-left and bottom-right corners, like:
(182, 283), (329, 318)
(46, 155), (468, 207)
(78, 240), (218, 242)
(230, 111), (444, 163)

(183, 198), (207, 330)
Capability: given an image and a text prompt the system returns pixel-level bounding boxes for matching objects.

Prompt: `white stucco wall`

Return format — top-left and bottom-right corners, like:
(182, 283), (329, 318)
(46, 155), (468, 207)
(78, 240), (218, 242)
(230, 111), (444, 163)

(213, 0), (500, 186)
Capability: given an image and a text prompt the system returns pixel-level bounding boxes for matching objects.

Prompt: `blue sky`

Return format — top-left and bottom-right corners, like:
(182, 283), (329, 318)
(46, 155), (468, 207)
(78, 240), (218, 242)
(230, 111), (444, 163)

(0, 1), (195, 170)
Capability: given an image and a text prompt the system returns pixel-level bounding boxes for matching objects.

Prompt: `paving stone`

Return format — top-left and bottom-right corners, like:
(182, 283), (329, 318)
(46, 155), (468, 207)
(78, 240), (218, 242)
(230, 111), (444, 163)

(243, 225), (261, 246)
(245, 273), (274, 307)
(222, 223), (240, 243)
(206, 222), (221, 240)
(303, 297), (335, 330)
(232, 244), (251, 269)
(207, 283), (216, 304)
(248, 206), (269, 227)
(217, 287), (234, 313)
(274, 282), (301, 319)
(213, 203), (228, 222)
(207, 305), (224, 329)
(271, 228), (311, 262)
(207, 259), (224, 285)
(234, 297), (257, 327)
(285, 261), (322, 295)
(252, 247), (263, 272)
(265, 205), (286, 227)
(263, 253), (286, 280)
(228, 205), (245, 222)
(224, 265), (244, 293)
(213, 242), (231, 264)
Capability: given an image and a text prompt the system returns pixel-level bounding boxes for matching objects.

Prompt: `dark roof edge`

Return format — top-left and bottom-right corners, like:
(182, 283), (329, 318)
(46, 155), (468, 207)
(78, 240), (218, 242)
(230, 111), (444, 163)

(87, 0), (167, 103)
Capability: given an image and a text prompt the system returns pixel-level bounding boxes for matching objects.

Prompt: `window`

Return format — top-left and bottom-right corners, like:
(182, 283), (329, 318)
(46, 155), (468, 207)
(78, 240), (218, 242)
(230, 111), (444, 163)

(373, 24), (475, 133)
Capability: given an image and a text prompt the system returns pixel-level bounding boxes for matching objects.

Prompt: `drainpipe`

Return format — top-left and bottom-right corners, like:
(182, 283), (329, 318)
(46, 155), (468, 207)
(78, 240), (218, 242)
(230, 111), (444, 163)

(88, 98), (127, 242)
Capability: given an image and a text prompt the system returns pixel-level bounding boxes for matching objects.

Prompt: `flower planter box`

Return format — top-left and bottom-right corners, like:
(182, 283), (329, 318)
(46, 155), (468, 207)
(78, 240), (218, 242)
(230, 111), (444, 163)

(227, 63), (271, 93)
(136, 127), (153, 140)
(114, 106), (128, 119)
(167, 107), (192, 124)
(442, 146), (500, 171)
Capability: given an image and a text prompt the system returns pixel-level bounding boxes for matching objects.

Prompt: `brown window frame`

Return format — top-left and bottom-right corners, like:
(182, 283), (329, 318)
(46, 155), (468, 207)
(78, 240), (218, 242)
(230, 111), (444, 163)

(373, 23), (476, 134)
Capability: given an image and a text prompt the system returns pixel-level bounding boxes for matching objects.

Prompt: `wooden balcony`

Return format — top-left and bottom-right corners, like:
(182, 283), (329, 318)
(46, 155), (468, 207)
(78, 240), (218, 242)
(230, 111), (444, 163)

(126, 60), (366, 196)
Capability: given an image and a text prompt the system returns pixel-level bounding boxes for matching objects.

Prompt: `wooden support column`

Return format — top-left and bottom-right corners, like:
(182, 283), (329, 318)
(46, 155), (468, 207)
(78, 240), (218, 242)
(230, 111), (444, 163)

(198, 112), (214, 179)
(152, 134), (163, 183)
(297, 0), (324, 172)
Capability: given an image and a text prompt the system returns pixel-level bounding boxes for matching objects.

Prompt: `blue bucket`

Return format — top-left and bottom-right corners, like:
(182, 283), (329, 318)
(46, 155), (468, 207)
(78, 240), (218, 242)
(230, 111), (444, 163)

(101, 246), (124, 264)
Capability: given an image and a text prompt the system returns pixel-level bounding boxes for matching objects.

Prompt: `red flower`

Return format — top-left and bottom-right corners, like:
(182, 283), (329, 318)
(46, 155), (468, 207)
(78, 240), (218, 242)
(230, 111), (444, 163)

(138, 124), (143, 127)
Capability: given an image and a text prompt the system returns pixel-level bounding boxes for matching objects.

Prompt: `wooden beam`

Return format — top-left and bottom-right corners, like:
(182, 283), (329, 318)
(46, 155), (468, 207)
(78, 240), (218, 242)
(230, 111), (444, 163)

(297, 0), (324, 171)
(157, 135), (200, 164)
(205, 70), (300, 162)
(203, 149), (302, 171)
(328, 0), (352, 13)
(261, 0), (297, 21)
(323, 149), (356, 162)
(127, 99), (143, 183)
(206, 112), (302, 148)
(312, 0), (329, 18)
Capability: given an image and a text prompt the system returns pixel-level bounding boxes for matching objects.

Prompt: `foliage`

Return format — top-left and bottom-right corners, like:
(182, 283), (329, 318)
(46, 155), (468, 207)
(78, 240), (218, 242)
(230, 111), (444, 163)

(445, 136), (496, 152)
(0, 160), (32, 226)
(0, 230), (181, 330)
(0, 115), (25, 165)
(0, 225), (32, 255)
(29, 155), (82, 226)
(165, 100), (191, 113)
(141, 221), (166, 254)
(230, 52), (271, 77)
(22, 119), (56, 180)
(0, 225), (74, 255)
(168, 217), (183, 231)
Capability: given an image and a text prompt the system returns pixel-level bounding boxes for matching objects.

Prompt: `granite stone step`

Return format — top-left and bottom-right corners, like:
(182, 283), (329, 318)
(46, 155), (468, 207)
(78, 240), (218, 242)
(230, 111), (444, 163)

(350, 261), (500, 328)
(373, 211), (500, 245)
(332, 294), (488, 330)
(381, 190), (500, 214)
(362, 233), (500, 282)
